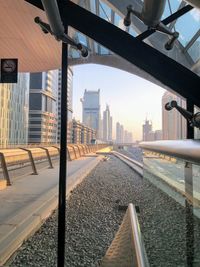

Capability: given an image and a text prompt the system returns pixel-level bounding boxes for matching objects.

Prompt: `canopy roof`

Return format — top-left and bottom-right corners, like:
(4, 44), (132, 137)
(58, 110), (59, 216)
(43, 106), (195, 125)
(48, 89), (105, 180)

(0, 0), (199, 74)
(0, 0), (200, 107)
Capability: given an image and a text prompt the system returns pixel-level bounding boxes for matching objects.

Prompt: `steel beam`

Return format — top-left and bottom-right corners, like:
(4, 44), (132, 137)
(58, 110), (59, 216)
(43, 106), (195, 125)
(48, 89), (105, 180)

(26, 0), (200, 107)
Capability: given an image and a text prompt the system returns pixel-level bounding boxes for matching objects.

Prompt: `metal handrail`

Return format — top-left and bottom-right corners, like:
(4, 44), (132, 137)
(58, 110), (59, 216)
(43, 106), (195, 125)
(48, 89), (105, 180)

(140, 139), (200, 165)
(129, 204), (149, 267)
(100, 203), (149, 267)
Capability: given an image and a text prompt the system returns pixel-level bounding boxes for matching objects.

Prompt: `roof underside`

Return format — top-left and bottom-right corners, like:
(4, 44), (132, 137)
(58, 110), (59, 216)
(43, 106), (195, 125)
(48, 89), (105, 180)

(0, 0), (200, 106)
(0, 0), (199, 74)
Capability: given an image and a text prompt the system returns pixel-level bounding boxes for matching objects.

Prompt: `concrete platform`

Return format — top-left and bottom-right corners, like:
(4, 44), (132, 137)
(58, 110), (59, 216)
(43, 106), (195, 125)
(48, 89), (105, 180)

(0, 156), (102, 266)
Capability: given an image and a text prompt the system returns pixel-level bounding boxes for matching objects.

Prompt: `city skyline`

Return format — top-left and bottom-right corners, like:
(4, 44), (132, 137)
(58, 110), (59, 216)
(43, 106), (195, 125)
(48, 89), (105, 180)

(73, 64), (166, 140)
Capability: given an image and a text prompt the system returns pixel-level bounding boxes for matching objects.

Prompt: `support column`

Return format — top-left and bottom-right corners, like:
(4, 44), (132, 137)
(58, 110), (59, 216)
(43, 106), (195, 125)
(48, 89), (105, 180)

(57, 41), (68, 267)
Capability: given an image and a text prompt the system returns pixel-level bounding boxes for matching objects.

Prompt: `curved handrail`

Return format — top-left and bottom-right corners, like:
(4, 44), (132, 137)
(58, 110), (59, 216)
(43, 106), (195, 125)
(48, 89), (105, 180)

(100, 203), (149, 267)
(140, 140), (200, 165)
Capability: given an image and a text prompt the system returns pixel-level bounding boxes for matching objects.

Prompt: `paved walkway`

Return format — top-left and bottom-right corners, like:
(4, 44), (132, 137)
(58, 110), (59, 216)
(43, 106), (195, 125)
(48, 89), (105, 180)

(0, 155), (102, 266)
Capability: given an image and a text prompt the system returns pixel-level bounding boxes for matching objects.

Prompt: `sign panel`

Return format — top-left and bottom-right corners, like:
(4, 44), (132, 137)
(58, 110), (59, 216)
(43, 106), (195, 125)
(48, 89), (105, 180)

(0, 58), (18, 83)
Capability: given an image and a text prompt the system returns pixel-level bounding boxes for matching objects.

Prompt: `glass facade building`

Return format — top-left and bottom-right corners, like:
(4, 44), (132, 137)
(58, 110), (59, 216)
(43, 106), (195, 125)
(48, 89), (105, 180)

(81, 89), (100, 137)
(0, 73), (29, 147)
(162, 91), (187, 140)
(28, 71), (58, 144)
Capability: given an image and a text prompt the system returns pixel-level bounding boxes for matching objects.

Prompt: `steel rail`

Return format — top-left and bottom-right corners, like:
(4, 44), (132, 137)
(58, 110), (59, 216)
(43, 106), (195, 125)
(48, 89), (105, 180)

(139, 140), (200, 165)
(129, 204), (149, 267)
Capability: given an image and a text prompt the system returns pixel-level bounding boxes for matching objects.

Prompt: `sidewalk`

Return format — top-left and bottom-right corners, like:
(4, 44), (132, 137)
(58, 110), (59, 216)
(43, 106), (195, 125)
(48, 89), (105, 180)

(0, 155), (102, 266)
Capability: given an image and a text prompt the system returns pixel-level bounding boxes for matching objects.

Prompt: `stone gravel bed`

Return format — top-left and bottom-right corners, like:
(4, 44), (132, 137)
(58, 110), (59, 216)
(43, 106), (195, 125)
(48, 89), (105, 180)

(9, 155), (200, 267)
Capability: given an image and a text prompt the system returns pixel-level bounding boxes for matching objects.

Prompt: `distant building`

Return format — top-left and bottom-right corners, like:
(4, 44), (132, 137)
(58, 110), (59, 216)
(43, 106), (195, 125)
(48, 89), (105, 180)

(28, 70), (58, 144)
(155, 130), (162, 140)
(72, 119), (96, 144)
(142, 119), (162, 141)
(103, 105), (112, 142)
(142, 119), (152, 141)
(0, 73), (29, 147)
(81, 89), (100, 137)
(162, 91), (186, 140)
(116, 122), (125, 143)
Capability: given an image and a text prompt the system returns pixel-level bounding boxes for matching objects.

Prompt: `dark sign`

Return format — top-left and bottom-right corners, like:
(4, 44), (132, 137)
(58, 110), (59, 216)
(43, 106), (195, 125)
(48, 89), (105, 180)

(0, 58), (18, 83)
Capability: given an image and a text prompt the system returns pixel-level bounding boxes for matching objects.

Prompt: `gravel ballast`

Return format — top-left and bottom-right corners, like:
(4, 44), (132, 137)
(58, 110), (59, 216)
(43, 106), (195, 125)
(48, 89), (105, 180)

(9, 155), (200, 267)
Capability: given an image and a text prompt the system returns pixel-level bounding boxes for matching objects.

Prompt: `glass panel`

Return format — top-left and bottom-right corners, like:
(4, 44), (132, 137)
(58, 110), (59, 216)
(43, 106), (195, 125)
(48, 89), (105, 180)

(193, 164), (200, 203)
(188, 35), (200, 63)
(70, 48), (80, 58)
(77, 32), (87, 46)
(175, 8), (200, 46)
(114, 13), (125, 31)
(162, 0), (181, 20)
(142, 149), (200, 266)
(90, 0), (96, 14)
(99, 0), (111, 22)
(143, 151), (186, 202)
(100, 45), (109, 54)
(94, 42), (98, 54)
(129, 27), (137, 37)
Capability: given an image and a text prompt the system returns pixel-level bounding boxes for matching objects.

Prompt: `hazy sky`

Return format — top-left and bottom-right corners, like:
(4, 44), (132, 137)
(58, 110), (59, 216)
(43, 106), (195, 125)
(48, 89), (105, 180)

(73, 64), (165, 140)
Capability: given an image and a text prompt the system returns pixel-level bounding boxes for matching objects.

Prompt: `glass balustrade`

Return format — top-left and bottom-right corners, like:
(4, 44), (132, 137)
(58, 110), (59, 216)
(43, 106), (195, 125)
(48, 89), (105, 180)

(140, 140), (200, 266)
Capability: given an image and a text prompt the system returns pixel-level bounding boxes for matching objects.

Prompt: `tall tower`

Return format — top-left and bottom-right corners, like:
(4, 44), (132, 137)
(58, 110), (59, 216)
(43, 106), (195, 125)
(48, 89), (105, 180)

(103, 104), (113, 142)
(81, 89), (100, 137)
(162, 91), (186, 140)
(0, 73), (29, 147)
(29, 70), (58, 144)
(116, 122), (124, 143)
(142, 119), (152, 141)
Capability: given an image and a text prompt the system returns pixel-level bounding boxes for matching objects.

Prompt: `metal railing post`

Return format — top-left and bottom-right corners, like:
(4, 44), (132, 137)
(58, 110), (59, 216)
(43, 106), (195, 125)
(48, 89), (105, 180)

(0, 152), (11, 185)
(40, 147), (54, 168)
(19, 148), (38, 175)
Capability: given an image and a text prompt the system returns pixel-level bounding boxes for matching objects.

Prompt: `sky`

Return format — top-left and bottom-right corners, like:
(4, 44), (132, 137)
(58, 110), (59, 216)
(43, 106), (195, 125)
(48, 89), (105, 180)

(72, 64), (165, 141)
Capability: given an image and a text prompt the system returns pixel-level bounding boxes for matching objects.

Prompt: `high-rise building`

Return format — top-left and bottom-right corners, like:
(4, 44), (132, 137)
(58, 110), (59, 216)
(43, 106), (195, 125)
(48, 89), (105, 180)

(56, 68), (73, 143)
(116, 122), (124, 143)
(162, 91), (186, 140)
(72, 119), (96, 144)
(142, 119), (152, 141)
(81, 89), (100, 137)
(28, 70), (58, 144)
(155, 130), (162, 140)
(103, 104), (113, 142)
(0, 73), (29, 147)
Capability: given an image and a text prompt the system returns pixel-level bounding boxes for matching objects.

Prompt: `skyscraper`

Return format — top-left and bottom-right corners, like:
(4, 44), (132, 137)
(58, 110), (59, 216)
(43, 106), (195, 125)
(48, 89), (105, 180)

(116, 122), (124, 143)
(142, 119), (152, 141)
(162, 91), (186, 140)
(103, 104), (113, 142)
(28, 70), (58, 144)
(0, 73), (29, 147)
(81, 89), (100, 137)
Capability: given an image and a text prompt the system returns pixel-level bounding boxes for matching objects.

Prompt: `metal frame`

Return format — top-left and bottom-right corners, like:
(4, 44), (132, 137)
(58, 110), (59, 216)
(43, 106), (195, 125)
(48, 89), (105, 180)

(63, 1), (200, 107)
(140, 140), (200, 165)
(39, 147), (54, 168)
(19, 148), (38, 175)
(0, 153), (11, 186)
(183, 29), (200, 53)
